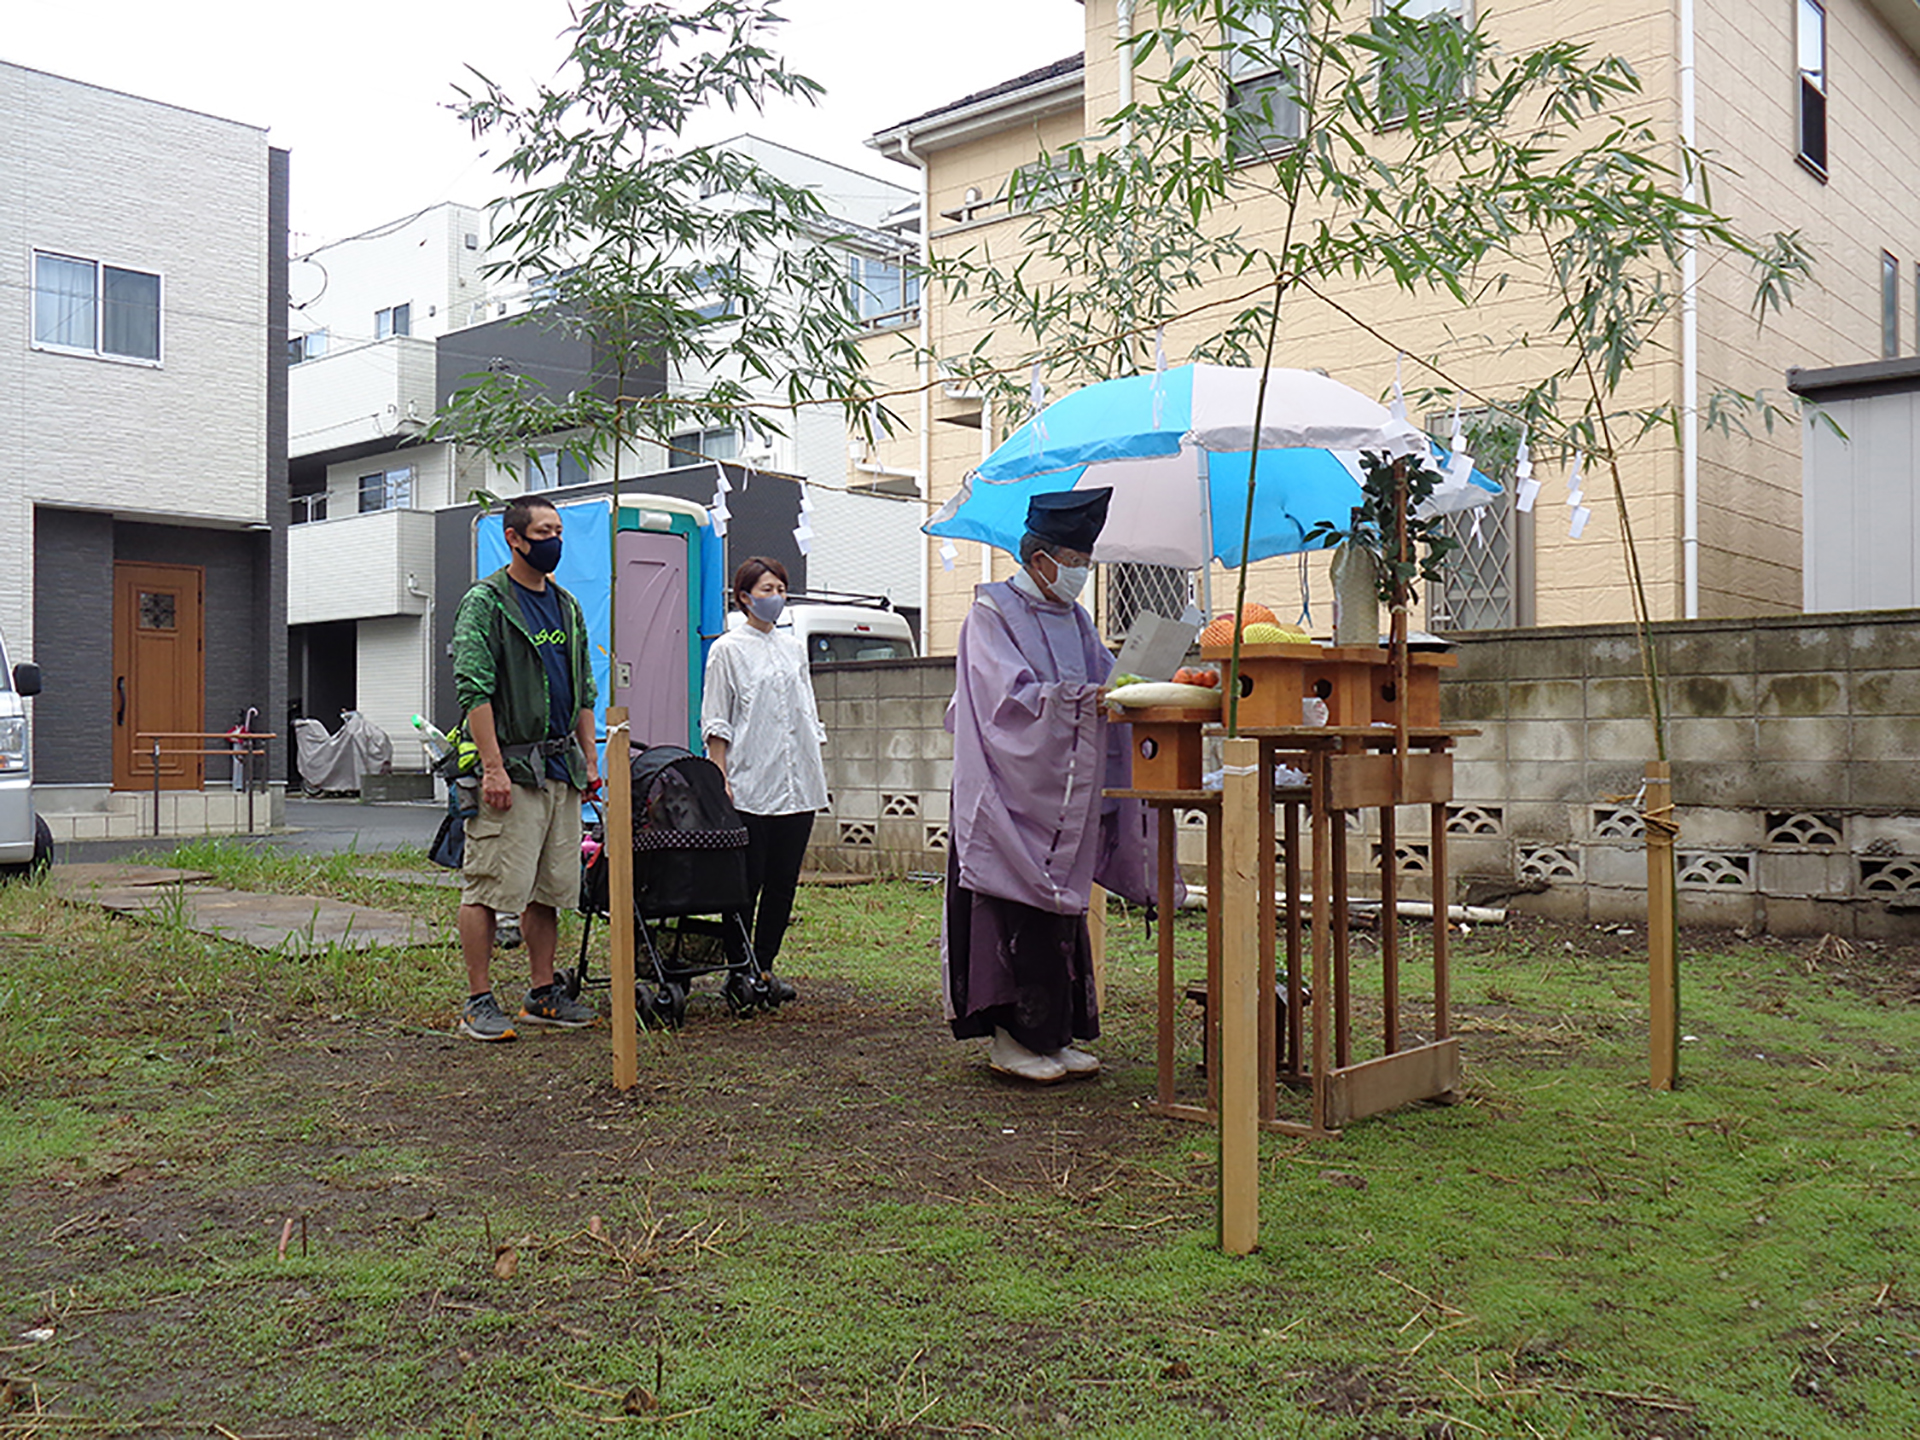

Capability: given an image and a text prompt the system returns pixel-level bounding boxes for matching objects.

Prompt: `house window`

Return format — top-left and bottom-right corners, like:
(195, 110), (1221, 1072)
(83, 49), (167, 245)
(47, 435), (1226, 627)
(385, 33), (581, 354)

(666, 428), (739, 468)
(846, 252), (920, 328)
(526, 448), (589, 489)
(287, 329), (329, 365)
(1375, 0), (1471, 124)
(358, 467), (413, 513)
(1797, 0), (1828, 177)
(1224, 7), (1306, 159)
(1883, 252), (1900, 359)
(32, 251), (162, 363)
(374, 303), (412, 339)
(291, 492), (329, 525)
(1009, 154), (1076, 212)
(1426, 410), (1531, 631)
(690, 267), (740, 322)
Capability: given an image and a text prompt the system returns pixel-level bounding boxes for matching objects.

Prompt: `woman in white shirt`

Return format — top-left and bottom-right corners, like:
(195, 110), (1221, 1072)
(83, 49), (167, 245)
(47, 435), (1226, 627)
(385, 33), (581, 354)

(701, 556), (828, 1005)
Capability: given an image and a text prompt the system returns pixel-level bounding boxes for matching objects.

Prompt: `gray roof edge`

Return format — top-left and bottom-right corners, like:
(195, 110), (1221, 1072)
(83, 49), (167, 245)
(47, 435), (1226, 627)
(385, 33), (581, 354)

(1787, 355), (1920, 398)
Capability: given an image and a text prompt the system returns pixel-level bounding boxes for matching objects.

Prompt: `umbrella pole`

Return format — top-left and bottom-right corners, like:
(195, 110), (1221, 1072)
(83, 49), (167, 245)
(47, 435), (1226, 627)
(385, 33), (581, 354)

(1391, 459), (1410, 796)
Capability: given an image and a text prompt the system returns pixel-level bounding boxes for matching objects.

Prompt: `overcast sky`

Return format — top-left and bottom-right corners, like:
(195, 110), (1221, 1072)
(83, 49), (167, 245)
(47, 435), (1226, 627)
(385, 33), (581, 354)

(6, 1), (1087, 251)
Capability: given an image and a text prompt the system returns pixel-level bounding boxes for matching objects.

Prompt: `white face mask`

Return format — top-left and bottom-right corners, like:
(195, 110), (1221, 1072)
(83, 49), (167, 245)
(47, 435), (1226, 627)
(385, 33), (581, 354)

(1046, 561), (1091, 603)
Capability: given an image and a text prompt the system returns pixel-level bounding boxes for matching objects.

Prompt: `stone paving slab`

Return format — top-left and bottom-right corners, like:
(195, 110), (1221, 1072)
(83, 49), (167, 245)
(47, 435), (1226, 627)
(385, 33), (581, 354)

(51, 863), (216, 893)
(352, 867), (465, 889)
(55, 863), (437, 953)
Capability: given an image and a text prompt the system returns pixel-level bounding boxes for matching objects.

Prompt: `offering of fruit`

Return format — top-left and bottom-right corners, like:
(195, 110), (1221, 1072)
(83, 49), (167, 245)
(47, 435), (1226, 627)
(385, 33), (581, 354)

(1199, 603), (1282, 648)
(1172, 666), (1220, 688)
(1240, 622), (1311, 645)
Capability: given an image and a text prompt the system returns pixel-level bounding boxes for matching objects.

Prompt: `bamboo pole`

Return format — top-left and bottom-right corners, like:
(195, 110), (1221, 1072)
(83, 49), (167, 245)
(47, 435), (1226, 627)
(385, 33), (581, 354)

(1088, 884), (1108, 1014)
(1218, 736), (1261, 1256)
(1646, 760), (1679, 1090)
(606, 709), (637, 1091)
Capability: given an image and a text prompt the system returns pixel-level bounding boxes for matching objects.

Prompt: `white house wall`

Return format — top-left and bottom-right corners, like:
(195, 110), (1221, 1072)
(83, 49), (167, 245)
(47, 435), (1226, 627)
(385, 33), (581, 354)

(355, 616), (429, 761)
(289, 335), (438, 459)
(288, 508), (435, 625)
(0, 62), (270, 645)
(291, 204), (490, 349)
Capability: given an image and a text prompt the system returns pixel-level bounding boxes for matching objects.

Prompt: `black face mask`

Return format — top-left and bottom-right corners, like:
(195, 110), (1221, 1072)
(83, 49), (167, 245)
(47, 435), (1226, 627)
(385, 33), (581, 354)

(520, 535), (563, 574)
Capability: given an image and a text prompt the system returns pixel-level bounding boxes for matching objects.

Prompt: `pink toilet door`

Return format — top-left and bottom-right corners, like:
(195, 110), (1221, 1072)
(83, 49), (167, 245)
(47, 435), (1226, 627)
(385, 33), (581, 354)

(612, 529), (690, 749)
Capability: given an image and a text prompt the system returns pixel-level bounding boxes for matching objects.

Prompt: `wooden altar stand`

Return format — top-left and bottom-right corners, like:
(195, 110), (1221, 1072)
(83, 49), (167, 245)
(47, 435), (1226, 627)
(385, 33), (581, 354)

(1109, 655), (1474, 1140)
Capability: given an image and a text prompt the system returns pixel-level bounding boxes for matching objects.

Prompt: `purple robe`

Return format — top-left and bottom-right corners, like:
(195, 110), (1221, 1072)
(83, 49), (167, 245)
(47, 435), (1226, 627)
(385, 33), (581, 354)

(942, 579), (1159, 1050)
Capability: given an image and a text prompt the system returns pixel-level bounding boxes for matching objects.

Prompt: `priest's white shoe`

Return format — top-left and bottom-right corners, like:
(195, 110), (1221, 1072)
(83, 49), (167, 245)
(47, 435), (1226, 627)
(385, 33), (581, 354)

(989, 1028), (1066, 1084)
(1050, 1046), (1100, 1077)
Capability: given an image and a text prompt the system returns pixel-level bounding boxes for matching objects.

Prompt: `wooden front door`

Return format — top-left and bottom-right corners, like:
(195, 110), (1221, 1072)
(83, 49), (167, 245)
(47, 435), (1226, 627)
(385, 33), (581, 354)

(113, 562), (205, 791)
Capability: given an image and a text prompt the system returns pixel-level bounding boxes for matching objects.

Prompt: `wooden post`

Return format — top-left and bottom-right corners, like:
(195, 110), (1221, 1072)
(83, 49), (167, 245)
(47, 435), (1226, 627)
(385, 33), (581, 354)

(1331, 802), (1352, 1069)
(1257, 751), (1277, 1122)
(1154, 805), (1179, 1111)
(1218, 736), (1261, 1256)
(1430, 790), (1451, 1042)
(1283, 797), (1304, 1077)
(1309, 748), (1332, 1134)
(1088, 884), (1108, 1014)
(1380, 804), (1400, 1054)
(1646, 760), (1679, 1091)
(606, 709), (637, 1091)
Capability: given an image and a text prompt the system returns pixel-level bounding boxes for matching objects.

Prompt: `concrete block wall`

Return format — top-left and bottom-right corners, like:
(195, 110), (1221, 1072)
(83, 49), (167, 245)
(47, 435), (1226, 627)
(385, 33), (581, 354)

(807, 609), (1920, 936)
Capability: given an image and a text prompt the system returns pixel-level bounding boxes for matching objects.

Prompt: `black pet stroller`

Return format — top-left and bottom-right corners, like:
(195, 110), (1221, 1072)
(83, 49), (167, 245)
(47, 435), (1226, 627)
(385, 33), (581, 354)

(562, 745), (787, 1027)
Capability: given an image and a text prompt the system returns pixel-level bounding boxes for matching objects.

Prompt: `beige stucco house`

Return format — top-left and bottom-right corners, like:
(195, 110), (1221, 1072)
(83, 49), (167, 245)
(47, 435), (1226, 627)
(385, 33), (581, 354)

(855, 0), (1920, 655)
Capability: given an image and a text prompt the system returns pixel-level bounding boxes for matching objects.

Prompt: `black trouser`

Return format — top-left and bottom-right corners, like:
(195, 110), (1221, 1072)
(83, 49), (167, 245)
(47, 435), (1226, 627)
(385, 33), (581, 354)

(729, 810), (814, 971)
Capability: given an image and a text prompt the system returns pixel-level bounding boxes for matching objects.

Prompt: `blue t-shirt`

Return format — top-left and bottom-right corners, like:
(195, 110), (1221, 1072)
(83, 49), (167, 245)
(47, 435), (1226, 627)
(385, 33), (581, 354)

(510, 578), (575, 782)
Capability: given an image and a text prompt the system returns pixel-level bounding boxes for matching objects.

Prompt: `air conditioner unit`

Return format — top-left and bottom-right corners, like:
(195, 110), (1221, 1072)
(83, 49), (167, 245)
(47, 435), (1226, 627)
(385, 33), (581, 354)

(740, 448), (777, 469)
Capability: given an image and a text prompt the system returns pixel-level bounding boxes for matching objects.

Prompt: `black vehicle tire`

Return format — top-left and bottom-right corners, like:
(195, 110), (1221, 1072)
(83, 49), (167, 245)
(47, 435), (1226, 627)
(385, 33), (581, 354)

(0, 814), (52, 882)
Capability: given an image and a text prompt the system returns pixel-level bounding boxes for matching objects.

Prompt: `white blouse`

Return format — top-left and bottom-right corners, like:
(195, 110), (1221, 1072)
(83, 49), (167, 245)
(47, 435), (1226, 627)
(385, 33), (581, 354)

(700, 624), (829, 817)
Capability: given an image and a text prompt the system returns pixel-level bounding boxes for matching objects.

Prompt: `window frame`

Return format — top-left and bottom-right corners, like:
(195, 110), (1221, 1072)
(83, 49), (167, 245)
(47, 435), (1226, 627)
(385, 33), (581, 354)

(1796, 0), (1829, 180)
(525, 448), (589, 490)
(30, 249), (164, 366)
(1373, 0), (1473, 128)
(844, 249), (921, 330)
(373, 303), (412, 340)
(287, 328), (330, 365)
(1222, 5), (1308, 162)
(357, 466), (414, 514)
(665, 428), (740, 469)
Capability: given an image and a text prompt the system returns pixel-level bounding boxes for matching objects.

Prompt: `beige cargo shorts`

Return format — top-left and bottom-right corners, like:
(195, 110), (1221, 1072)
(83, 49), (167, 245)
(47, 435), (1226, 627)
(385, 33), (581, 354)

(460, 778), (581, 915)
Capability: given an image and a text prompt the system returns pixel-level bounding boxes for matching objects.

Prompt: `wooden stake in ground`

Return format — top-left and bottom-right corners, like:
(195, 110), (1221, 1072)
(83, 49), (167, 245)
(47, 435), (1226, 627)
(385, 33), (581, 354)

(1645, 760), (1679, 1090)
(606, 709), (637, 1091)
(1218, 736), (1261, 1255)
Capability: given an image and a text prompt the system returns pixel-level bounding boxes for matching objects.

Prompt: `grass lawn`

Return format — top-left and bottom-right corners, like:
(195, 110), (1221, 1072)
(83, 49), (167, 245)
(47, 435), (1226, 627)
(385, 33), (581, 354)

(0, 841), (1914, 1438)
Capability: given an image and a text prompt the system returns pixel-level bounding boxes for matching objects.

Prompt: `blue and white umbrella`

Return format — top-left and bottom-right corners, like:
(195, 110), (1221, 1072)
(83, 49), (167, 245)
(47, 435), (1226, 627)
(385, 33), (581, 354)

(925, 364), (1501, 568)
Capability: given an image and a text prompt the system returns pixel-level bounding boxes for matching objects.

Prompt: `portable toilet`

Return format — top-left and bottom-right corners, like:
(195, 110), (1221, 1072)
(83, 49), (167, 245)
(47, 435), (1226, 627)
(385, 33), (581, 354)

(473, 494), (721, 753)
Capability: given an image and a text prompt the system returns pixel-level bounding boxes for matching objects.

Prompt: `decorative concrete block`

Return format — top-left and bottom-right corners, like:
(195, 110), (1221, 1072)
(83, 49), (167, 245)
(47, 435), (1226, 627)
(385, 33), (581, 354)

(1758, 672), (1845, 718)
(1506, 719), (1584, 764)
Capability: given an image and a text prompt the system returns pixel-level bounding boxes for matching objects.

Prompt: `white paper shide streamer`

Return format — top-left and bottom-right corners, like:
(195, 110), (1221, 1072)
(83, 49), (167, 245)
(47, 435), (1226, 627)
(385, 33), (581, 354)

(792, 490), (815, 556)
(939, 538), (957, 573)
(709, 465), (732, 538)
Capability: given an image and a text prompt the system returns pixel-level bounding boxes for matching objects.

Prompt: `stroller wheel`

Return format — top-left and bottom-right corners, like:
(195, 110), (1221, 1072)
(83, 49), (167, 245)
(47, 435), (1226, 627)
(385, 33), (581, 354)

(722, 971), (759, 1016)
(663, 982), (688, 1028)
(555, 967), (581, 1001)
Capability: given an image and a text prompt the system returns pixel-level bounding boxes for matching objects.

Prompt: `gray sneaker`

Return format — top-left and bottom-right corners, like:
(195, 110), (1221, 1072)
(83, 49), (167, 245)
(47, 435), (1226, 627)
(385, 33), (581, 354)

(458, 993), (517, 1042)
(519, 988), (597, 1028)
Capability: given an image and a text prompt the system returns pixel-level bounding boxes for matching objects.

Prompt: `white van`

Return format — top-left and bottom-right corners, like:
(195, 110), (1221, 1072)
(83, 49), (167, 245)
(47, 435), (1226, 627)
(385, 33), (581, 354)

(0, 642), (49, 877)
(725, 594), (917, 663)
